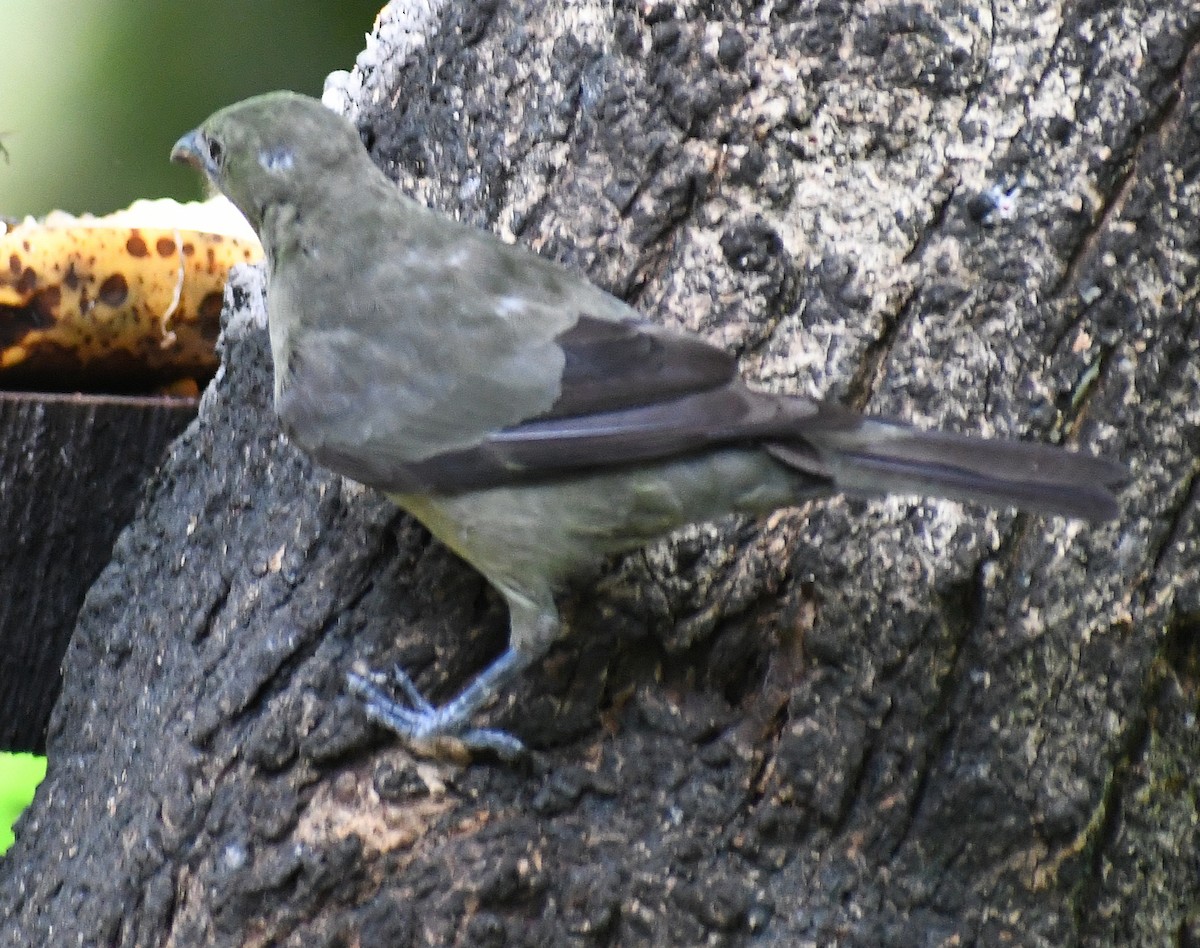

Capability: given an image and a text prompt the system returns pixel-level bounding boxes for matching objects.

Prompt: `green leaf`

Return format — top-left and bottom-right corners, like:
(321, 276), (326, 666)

(0, 752), (47, 854)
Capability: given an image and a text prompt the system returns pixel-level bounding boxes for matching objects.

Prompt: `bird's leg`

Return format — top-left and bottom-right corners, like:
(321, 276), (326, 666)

(347, 588), (560, 759)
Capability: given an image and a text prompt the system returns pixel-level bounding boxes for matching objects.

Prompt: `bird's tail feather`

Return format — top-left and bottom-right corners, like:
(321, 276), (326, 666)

(770, 413), (1126, 522)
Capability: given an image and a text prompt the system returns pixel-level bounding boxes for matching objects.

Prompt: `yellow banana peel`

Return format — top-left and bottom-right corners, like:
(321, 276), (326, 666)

(0, 197), (262, 394)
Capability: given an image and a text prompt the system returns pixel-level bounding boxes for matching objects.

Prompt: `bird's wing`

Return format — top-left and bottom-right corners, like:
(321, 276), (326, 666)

(275, 207), (788, 493)
(396, 382), (822, 493)
(538, 314), (737, 418)
(282, 306), (803, 495)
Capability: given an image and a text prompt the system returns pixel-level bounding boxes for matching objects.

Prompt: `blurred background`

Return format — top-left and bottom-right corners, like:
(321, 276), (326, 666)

(0, 0), (381, 219)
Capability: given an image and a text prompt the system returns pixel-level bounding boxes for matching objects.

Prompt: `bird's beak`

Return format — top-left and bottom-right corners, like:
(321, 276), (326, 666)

(171, 130), (213, 177)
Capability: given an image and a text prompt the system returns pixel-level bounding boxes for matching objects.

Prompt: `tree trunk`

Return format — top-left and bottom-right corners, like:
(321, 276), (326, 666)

(2, 1), (1197, 944)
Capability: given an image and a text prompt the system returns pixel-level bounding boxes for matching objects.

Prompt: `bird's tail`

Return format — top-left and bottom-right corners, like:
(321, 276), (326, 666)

(769, 405), (1126, 522)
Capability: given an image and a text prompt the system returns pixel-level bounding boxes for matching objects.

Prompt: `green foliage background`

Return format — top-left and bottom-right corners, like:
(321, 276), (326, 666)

(0, 0), (382, 218)
(0, 754), (46, 854)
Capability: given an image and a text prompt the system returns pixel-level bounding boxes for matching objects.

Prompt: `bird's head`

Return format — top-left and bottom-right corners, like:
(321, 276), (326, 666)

(172, 91), (373, 232)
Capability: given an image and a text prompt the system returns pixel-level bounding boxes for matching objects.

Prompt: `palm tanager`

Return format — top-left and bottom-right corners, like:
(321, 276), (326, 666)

(172, 92), (1124, 757)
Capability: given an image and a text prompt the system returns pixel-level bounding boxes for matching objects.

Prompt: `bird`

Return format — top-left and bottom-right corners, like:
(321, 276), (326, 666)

(171, 91), (1125, 757)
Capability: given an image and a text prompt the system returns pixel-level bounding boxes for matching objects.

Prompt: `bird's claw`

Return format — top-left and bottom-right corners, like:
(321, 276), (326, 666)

(347, 667), (527, 760)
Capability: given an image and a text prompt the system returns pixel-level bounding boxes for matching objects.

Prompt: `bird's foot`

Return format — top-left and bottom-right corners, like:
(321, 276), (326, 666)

(347, 647), (532, 759)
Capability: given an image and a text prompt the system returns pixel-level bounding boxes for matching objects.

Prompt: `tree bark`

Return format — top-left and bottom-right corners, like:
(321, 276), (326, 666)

(2, 1), (1197, 945)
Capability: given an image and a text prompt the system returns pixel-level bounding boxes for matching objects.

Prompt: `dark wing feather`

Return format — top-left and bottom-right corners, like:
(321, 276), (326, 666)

(389, 385), (823, 494)
(544, 315), (737, 418)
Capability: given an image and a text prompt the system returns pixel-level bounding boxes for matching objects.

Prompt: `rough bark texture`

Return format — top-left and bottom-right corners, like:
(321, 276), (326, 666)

(2, 1), (1198, 945)
(0, 392), (195, 753)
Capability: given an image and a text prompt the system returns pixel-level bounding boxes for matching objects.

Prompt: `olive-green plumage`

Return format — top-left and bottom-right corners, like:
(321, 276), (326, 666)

(172, 91), (1124, 756)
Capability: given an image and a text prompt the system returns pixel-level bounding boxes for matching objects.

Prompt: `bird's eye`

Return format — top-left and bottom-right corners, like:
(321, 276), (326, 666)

(207, 138), (224, 166)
